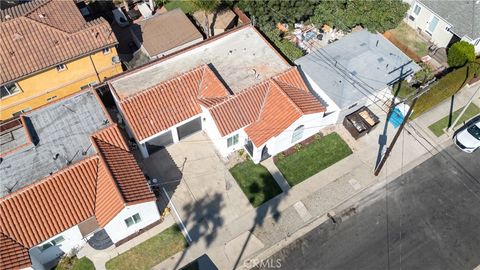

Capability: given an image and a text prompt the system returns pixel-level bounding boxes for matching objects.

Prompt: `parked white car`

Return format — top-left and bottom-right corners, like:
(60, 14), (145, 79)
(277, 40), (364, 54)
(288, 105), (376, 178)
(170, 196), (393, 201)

(112, 8), (129, 27)
(453, 115), (480, 153)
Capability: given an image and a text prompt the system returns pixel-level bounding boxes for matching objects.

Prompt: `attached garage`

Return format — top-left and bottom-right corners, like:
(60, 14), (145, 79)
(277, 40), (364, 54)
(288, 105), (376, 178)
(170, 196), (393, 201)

(177, 117), (202, 140)
(145, 130), (174, 155)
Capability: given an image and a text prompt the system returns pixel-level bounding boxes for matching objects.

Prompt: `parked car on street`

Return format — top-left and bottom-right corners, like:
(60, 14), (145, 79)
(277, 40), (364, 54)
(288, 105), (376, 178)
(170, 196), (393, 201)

(113, 7), (129, 27)
(453, 114), (480, 153)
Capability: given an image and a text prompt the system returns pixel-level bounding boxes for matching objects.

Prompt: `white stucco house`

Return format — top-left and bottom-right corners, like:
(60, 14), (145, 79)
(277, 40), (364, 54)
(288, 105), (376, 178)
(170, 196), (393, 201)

(295, 30), (421, 124)
(109, 25), (328, 163)
(405, 0), (480, 54)
(0, 91), (160, 270)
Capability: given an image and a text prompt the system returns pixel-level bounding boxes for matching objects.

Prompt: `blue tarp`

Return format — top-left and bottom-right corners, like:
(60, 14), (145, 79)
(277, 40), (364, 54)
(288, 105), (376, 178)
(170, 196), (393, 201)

(389, 108), (404, 128)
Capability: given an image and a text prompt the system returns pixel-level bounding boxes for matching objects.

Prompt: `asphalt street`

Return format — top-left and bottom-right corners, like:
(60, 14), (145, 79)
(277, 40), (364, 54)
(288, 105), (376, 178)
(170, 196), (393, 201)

(257, 145), (480, 270)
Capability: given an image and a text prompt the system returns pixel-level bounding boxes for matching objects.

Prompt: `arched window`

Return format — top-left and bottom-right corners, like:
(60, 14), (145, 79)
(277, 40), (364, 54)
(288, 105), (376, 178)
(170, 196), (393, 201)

(292, 125), (304, 143)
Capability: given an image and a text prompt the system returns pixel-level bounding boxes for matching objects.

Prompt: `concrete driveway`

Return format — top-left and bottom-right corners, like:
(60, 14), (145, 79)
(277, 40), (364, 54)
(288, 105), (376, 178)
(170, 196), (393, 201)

(142, 132), (253, 247)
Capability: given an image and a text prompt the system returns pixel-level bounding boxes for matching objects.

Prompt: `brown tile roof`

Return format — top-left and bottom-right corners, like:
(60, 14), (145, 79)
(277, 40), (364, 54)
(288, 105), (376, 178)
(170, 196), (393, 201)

(210, 67), (326, 146)
(119, 65), (230, 141)
(0, 232), (31, 270)
(130, 8), (203, 57)
(0, 0), (118, 84)
(0, 125), (154, 261)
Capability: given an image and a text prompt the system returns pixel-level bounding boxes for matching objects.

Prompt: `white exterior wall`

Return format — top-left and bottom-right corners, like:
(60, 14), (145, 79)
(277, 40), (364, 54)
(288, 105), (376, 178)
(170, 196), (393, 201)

(103, 201), (160, 244)
(404, 1), (453, 48)
(461, 36), (480, 55)
(247, 113), (325, 163)
(29, 225), (85, 270)
(202, 107), (248, 158)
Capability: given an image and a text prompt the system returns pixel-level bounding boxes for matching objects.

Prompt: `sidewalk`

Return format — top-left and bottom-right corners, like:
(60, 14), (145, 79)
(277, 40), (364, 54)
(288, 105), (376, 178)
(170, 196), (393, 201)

(413, 83), (480, 145)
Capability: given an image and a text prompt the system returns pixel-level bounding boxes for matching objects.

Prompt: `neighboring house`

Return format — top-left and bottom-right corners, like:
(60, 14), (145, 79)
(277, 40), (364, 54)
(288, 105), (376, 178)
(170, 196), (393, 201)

(193, 8), (237, 36)
(130, 8), (204, 60)
(405, 0), (480, 54)
(0, 90), (159, 270)
(295, 30), (421, 124)
(0, 0), (123, 121)
(109, 25), (327, 163)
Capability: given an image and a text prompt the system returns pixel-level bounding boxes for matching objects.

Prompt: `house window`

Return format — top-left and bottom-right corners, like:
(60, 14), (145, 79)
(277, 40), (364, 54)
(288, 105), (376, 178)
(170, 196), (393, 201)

(39, 235), (65, 251)
(413, 4), (421, 15)
(46, 95), (57, 102)
(56, 64), (67, 71)
(291, 125), (304, 143)
(80, 81), (98, 90)
(124, 213), (142, 228)
(1, 82), (21, 98)
(103, 47), (111, 54)
(227, 134), (239, 147)
(409, 15), (415, 21)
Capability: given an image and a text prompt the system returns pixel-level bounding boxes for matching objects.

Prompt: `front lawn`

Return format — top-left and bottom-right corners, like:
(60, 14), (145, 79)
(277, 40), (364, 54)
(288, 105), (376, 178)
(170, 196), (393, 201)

(389, 22), (429, 57)
(55, 256), (95, 270)
(164, 0), (198, 14)
(411, 61), (478, 118)
(274, 133), (352, 186)
(230, 160), (282, 207)
(105, 225), (187, 270)
(428, 103), (480, 137)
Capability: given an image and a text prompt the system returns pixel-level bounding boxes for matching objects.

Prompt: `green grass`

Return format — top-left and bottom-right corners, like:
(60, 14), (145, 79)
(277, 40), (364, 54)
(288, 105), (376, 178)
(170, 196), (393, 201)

(274, 133), (352, 186)
(164, 0), (198, 14)
(55, 256), (95, 270)
(411, 61), (479, 118)
(428, 103), (480, 136)
(105, 225), (188, 270)
(230, 159), (282, 207)
(390, 22), (429, 56)
(392, 80), (416, 99)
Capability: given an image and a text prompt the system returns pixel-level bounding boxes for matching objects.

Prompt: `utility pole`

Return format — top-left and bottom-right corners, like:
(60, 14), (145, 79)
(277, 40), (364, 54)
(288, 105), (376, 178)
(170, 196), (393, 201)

(447, 85), (480, 132)
(374, 93), (419, 176)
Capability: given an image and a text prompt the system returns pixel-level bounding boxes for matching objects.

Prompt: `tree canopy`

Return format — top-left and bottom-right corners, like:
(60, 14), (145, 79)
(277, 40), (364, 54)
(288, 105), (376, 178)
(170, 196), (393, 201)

(238, 0), (319, 26)
(311, 0), (409, 33)
(447, 41), (476, 68)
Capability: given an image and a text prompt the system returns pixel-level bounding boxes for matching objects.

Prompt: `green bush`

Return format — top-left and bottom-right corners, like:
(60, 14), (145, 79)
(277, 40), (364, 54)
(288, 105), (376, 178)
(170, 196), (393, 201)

(55, 256), (95, 270)
(261, 27), (305, 62)
(448, 41), (475, 68)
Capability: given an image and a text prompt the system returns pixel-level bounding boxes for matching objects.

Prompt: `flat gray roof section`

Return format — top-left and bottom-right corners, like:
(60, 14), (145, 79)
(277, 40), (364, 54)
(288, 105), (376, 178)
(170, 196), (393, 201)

(295, 30), (421, 109)
(0, 90), (110, 197)
(110, 26), (291, 99)
(419, 0), (479, 40)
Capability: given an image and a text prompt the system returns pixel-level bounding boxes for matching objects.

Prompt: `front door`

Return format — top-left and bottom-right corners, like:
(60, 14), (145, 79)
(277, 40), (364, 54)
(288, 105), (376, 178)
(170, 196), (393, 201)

(426, 16), (439, 35)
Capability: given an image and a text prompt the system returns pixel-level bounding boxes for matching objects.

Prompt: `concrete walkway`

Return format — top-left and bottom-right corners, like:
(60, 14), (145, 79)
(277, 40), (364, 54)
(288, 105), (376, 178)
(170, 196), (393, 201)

(261, 158), (290, 192)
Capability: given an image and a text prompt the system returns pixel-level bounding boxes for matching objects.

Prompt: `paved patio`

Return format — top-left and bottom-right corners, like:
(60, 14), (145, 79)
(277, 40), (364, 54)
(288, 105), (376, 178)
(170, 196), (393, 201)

(142, 132), (253, 247)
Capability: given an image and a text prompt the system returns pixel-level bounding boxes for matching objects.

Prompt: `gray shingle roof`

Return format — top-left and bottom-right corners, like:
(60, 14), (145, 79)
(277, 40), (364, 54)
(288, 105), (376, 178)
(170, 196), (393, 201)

(295, 30), (421, 109)
(419, 0), (480, 39)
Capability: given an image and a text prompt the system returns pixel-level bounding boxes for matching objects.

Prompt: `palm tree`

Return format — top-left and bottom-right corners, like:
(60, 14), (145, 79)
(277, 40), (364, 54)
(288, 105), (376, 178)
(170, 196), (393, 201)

(190, 0), (220, 38)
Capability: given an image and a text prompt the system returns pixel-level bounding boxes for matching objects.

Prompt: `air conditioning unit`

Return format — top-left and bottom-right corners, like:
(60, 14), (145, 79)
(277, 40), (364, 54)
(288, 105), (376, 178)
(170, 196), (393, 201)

(112, 56), (120, 64)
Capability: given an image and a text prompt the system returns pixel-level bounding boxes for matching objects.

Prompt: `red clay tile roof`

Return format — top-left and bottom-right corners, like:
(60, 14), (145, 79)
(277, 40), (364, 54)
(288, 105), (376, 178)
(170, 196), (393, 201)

(119, 65), (230, 141)
(0, 232), (31, 270)
(0, 125), (154, 256)
(0, 157), (98, 248)
(0, 0), (118, 84)
(208, 82), (270, 136)
(210, 67), (326, 146)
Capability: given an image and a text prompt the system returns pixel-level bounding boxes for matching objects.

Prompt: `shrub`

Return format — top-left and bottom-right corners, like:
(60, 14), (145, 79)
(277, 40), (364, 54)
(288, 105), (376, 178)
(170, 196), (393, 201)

(448, 41), (475, 68)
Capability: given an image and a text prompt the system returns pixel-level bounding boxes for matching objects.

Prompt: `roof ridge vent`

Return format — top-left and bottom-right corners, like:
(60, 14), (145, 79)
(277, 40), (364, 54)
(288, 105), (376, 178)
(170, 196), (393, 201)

(13, 32), (23, 40)
(38, 13), (47, 19)
(5, 14), (11, 20)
